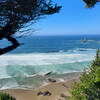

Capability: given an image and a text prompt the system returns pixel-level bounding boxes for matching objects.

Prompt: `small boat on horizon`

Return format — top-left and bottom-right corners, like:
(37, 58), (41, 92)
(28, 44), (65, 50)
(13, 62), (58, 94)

(82, 37), (88, 43)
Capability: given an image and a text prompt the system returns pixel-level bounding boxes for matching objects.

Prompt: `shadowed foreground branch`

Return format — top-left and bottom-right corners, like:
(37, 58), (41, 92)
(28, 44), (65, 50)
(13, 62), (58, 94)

(0, 0), (61, 55)
(83, 0), (100, 8)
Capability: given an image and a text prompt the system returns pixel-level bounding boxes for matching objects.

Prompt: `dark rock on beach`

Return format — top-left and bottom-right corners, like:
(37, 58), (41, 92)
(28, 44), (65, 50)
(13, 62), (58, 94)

(43, 91), (52, 96)
(37, 91), (52, 96)
(48, 78), (56, 83)
(60, 93), (67, 98)
(44, 71), (52, 76)
(37, 91), (43, 96)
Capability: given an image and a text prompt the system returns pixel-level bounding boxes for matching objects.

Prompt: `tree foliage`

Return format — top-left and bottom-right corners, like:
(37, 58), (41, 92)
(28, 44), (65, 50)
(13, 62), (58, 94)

(0, 93), (16, 100)
(0, 0), (61, 34)
(0, 0), (61, 55)
(69, 50), (100, 100)
(83, 0), (100, 8)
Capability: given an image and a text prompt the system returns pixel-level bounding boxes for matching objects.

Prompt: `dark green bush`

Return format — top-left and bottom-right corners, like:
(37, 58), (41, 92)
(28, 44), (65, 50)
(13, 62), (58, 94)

(69, 49), (100, 100)
(0, 93), (16, 100)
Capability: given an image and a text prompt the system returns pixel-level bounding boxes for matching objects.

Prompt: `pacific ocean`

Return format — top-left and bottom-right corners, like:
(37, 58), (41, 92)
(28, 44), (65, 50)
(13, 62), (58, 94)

(0, 34), (100, 89)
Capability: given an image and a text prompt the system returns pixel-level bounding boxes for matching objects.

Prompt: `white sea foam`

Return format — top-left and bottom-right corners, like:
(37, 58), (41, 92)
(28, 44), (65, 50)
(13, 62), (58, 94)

(68, 48), (96, 54)
(0, 66), (11, 79)
(58, 78), (65, 82)
(0, 80), (19, 90)
(0, 52), (94, 66)
(0, 50), (96, 90)
(0, 52), (94, 79)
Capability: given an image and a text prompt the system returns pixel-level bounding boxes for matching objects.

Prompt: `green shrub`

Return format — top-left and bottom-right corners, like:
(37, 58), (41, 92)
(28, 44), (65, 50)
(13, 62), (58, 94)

(69, 49), (100, 100)
(0, 93), (16, 100)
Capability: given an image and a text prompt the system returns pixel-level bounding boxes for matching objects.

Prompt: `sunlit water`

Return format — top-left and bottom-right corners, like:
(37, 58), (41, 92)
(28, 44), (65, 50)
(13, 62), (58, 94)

(0, 35), (100, 90)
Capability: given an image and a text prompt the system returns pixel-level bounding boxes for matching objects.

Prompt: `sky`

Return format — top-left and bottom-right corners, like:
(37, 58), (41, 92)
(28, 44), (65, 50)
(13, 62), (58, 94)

(33, 0), (100, 36)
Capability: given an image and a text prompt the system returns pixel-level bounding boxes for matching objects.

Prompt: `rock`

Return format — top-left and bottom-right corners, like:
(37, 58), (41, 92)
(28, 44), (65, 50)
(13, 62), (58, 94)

(44, 71), (52, 76)
(37, 91), (43, 96)
(48, 78), (56, 83)
(60, 93), (67, 98)
(62, 83), (68, 88)
(43, 91), (52, 96)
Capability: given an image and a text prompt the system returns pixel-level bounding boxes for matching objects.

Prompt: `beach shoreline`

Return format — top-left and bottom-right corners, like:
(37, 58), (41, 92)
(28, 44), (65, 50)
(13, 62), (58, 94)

(0, 72), (81, 100)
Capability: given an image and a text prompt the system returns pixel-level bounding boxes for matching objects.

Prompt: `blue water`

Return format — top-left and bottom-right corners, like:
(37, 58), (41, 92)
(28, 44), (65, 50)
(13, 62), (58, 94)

(0, 35), (100, 89)
(4, 34), (100, 53)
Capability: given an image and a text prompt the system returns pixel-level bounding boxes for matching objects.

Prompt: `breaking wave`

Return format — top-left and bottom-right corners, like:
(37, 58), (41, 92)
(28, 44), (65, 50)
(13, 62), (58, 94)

(0, 48), (96, 90)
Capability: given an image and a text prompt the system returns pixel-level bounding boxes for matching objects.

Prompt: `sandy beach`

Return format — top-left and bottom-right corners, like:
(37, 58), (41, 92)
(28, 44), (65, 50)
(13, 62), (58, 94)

(0, 72), (80, 100)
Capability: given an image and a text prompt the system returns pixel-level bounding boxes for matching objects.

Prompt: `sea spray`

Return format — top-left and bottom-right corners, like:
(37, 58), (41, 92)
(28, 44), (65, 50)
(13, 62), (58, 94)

(0, 35), (99, 90)
(0, 52), (94, 90)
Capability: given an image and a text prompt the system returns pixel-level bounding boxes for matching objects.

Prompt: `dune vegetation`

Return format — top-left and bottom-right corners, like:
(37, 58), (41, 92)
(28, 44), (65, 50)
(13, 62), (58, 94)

(0, 93), (16, 100)
(68, 49), (100, 100)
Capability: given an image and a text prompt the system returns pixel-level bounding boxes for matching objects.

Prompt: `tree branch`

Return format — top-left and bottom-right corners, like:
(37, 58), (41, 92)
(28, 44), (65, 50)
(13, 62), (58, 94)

(0, 36), (20, 55)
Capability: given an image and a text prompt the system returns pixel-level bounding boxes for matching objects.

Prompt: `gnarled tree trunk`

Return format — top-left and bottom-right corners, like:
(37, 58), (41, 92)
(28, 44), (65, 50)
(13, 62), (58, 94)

(0, 36), (20, 55)
(0, 23), (20, 55)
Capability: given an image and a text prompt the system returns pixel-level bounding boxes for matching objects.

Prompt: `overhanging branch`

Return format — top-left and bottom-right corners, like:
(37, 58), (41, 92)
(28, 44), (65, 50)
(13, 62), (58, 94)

(0, 36), (20, 55)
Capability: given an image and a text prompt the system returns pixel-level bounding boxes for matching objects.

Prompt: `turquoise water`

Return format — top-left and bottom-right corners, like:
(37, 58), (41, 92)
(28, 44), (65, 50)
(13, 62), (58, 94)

(0, 35), (100, 89)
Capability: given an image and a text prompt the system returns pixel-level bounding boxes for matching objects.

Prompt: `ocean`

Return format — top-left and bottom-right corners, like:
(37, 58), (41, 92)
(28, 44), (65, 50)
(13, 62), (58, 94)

(0, 34), (100, 90)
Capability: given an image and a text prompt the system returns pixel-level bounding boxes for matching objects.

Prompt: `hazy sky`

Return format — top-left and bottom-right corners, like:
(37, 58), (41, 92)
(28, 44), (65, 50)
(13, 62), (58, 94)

(34, 0), (100, 36)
